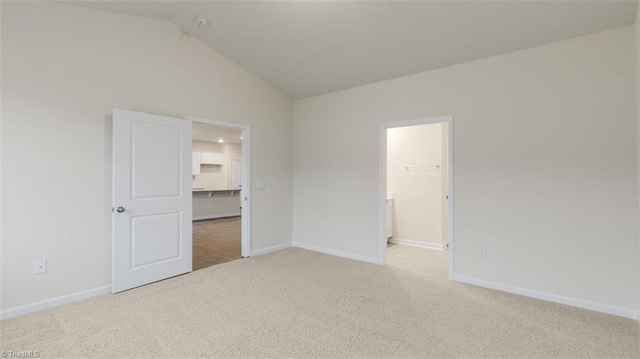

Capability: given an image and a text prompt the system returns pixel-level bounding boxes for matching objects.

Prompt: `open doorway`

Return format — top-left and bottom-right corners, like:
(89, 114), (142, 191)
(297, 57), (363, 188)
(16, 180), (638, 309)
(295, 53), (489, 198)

(380, 116), (454, 278)
(111, 109), (251, 293)
(191, 121), (249, 271)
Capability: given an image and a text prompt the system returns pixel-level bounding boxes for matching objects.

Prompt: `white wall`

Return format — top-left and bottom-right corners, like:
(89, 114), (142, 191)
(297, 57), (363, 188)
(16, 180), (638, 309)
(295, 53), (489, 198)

(293, 26), (638, 312)
(387, 123), (444, 247)
(228, 143), (243, 161)
(1, 2), (293, 312)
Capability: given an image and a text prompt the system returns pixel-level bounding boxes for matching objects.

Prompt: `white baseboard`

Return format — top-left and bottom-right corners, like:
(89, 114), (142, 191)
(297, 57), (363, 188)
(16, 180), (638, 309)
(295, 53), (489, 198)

(292, 242), (383, 265)
(193, 212), (240, 221)
(389, 238), (445, 251)
(250, 242), (292, 257)
(0, 285), (111, 320)
(453, 274), (638, 320)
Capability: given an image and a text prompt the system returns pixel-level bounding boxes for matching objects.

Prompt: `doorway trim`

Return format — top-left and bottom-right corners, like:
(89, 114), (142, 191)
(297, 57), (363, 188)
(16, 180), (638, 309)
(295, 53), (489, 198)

(188, 116), (251, 258)
(379, 115), (454, 278)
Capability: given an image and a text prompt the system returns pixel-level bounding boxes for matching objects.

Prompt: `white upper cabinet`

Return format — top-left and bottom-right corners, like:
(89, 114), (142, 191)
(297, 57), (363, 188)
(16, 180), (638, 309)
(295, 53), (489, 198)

(192, 152), (201, 175)
(200, 152), (224, 165)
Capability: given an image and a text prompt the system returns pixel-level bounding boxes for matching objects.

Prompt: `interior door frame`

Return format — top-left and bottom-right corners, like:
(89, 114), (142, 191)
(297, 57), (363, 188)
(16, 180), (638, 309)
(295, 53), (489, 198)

(379, 115), (454, 278)
(188, 117), (251, 258)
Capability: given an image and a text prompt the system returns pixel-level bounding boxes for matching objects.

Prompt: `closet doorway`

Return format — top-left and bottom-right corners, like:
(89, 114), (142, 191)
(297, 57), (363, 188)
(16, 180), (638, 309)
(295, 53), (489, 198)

(379, 115), (454, 278)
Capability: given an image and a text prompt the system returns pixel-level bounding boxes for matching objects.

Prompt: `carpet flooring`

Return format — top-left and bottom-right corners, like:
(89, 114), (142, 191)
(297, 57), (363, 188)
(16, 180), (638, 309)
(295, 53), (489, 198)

(193, 217), (241, 271)
(1, 246), (638, 358)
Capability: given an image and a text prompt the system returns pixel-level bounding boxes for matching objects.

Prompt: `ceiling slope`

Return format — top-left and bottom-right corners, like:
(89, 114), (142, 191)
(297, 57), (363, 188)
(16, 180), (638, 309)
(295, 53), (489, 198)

(65, 1), (638, 99)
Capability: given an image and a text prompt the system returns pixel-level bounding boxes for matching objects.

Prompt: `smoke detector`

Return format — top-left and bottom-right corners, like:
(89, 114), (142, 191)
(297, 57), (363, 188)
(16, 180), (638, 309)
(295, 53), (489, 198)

(195, 16), (209, 28)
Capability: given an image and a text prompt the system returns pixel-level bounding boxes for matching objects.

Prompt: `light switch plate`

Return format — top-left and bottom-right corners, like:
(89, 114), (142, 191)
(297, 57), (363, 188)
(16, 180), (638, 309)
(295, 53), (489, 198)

(255, 181), (265, 190)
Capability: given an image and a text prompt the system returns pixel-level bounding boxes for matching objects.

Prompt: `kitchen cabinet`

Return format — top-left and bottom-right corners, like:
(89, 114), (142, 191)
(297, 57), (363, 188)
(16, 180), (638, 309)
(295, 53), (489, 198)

(192, 152), (201, 175)
(200, 152), (223, 165)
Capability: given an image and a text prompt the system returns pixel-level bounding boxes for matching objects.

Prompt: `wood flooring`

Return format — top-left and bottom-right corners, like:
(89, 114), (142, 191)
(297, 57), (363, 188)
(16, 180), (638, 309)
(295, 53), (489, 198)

(192, 216), (241, 271)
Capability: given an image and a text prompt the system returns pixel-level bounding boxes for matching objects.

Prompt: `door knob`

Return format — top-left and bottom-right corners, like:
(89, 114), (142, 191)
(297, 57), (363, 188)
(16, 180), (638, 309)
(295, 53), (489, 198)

(116, 207), (125, 213)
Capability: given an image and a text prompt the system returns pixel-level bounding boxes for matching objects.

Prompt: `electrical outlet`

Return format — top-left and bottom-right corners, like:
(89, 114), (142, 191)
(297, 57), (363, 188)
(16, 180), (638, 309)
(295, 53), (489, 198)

(479, 247), (488, 258)
(34, 259), (47, 274)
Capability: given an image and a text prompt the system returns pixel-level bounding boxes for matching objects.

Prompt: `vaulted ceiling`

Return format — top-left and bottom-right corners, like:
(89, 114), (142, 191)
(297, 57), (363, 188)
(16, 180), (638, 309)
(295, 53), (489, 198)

(65, 1), (638, 99)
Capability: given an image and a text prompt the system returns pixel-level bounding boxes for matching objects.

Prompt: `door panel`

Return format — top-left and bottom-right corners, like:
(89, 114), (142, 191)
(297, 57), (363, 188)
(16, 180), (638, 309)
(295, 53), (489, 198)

(131, 212), (182, 268)
(131, 122), (182, 198)
(112, 109), (192, 293)
(231, 159), (242, 190)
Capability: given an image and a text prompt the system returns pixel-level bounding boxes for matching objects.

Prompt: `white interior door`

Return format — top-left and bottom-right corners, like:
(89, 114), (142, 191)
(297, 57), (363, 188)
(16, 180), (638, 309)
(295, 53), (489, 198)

(112, 109), (192, 293)
(230, 159), (242, 190)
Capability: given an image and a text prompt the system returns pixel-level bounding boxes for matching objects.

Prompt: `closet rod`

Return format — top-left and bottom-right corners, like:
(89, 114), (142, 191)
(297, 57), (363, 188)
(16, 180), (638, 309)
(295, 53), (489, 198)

(403, 164), (441, 169)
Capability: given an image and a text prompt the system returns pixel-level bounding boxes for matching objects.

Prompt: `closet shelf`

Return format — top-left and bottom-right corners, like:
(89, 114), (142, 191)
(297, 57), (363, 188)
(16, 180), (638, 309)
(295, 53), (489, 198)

(403, 164), (441, 170)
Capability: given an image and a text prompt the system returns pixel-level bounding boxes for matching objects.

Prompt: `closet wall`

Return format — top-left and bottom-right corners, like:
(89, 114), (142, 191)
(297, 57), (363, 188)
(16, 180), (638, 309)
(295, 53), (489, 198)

(387, 123), (447, 249)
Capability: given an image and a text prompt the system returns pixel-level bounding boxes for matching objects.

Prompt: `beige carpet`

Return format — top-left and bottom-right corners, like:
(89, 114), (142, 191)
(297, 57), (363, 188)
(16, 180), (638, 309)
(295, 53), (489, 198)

(1, 246), (638, 358)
